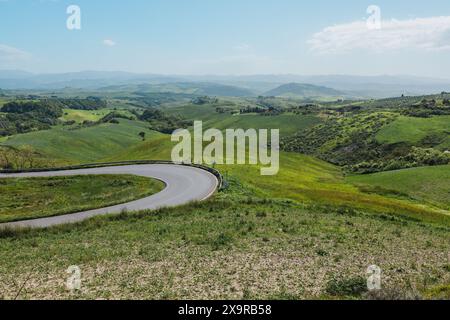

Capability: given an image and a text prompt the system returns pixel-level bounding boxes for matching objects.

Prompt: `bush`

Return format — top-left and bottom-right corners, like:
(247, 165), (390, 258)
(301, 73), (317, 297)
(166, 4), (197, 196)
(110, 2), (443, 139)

(348, 147), (450, 173)
(60, 97), (107, 110)
(63, 120), (76, 126)
(211, 233), (232, 250)
(325, 276), (367, 297)
(138, 108), (190, 134)
(191, 96), (218, 105)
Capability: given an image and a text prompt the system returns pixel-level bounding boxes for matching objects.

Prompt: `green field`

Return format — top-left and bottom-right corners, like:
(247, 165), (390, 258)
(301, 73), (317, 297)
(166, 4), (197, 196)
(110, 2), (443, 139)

(218, 153), (450, 226)
(166, 103), (321, 136)
(210, 113), (320, 136)
(59, 109), (111, 123)
(103, 134), (173, 162)
(0, 175), (164, 223)
(2, 119), (160, 163)
(347, 165), (450, 210)
(376, 115), (450, 148)
(60, 108), (136, 124)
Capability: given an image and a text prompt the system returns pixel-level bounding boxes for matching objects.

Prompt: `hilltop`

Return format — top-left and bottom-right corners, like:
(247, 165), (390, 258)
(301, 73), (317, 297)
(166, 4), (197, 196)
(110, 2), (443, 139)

(264, 83), (345, 99)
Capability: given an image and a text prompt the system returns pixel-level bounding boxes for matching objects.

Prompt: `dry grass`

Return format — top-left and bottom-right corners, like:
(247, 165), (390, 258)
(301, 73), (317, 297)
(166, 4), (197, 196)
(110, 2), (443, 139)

(1, 196), (449, 300)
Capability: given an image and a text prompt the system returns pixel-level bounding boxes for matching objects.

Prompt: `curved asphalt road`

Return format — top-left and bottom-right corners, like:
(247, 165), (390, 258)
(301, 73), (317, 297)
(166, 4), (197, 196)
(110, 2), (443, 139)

(0, 164), (218, 229)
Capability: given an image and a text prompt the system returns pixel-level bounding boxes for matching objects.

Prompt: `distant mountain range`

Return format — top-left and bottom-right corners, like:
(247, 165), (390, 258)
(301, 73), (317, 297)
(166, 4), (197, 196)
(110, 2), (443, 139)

(0, 71), (184, 90)
(1, 70), (450, 98)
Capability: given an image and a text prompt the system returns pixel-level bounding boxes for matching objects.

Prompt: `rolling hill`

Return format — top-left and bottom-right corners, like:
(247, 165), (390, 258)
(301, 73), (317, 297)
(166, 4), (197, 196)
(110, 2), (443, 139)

(347, 165), (450, 210)
(103, 82), (255, 97)
(263, 83), (345, 99)
(1, 119), (159, 163)
(3, 118), (448, 226)
(2, 97), (450, 299)
(2, 71), (450, 98)
(375, 115), (450, 150)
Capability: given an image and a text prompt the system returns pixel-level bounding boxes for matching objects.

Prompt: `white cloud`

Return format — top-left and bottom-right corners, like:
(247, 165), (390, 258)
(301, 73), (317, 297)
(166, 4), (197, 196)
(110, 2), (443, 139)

(233, 43), (251, 52)
(102, 39), (116, 47)
(309, 16), (450, 54)
(0, 44), (31, 61)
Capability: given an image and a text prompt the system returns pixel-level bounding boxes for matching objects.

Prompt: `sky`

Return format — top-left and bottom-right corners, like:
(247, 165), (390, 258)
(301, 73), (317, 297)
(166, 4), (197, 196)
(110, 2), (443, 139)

(1, 0), (450, 77)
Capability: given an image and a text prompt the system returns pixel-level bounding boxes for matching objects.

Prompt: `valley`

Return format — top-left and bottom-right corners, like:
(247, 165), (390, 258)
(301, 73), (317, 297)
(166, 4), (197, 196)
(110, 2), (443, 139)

(0, 84), (449, 300)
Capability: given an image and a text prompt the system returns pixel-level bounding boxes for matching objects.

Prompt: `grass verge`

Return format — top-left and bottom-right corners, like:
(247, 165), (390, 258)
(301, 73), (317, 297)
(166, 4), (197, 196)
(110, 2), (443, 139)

(0, 174), (165, 223)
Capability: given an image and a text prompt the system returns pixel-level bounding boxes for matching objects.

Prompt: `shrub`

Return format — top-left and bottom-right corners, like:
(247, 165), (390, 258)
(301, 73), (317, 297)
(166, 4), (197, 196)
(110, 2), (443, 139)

(211, 233), (232, 250)
(325, 276), (367, 297)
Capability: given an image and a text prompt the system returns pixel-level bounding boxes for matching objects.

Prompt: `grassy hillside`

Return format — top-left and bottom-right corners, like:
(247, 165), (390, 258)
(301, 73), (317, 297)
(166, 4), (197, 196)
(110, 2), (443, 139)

(1, 184), (449, 299)
(282, 111), (450, 174)
(103, 135), (173, 162)
(166, 103), (321, 136)
(100, 137), (450, 226)
(217, 153), (450, 226)
(60, 108), (137, 124)
(347, 165), (450, 210)
(0, 174), (164, 223)
(375, 115), (450, 149)
(208, 114), (319, 137)
(60, 109), (111, 123)
(2, 120), (449, 226)
(2, 119), (157, 163)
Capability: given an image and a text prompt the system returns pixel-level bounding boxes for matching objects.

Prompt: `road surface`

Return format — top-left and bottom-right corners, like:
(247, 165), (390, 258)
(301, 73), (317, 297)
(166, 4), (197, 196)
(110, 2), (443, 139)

(0, 164), (218, 229)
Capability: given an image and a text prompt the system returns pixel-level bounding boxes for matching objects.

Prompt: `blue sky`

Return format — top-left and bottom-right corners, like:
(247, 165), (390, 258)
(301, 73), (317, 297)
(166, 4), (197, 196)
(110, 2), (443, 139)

(1, 0), (450, 77)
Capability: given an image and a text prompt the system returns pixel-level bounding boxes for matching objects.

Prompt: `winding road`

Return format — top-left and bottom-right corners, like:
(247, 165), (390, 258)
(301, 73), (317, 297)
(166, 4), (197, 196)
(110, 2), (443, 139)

(0, 164), (218, 229)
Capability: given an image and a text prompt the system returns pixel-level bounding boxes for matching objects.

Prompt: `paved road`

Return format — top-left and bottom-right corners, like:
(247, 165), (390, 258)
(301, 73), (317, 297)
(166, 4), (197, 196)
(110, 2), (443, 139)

(0, 164), (218, 229)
